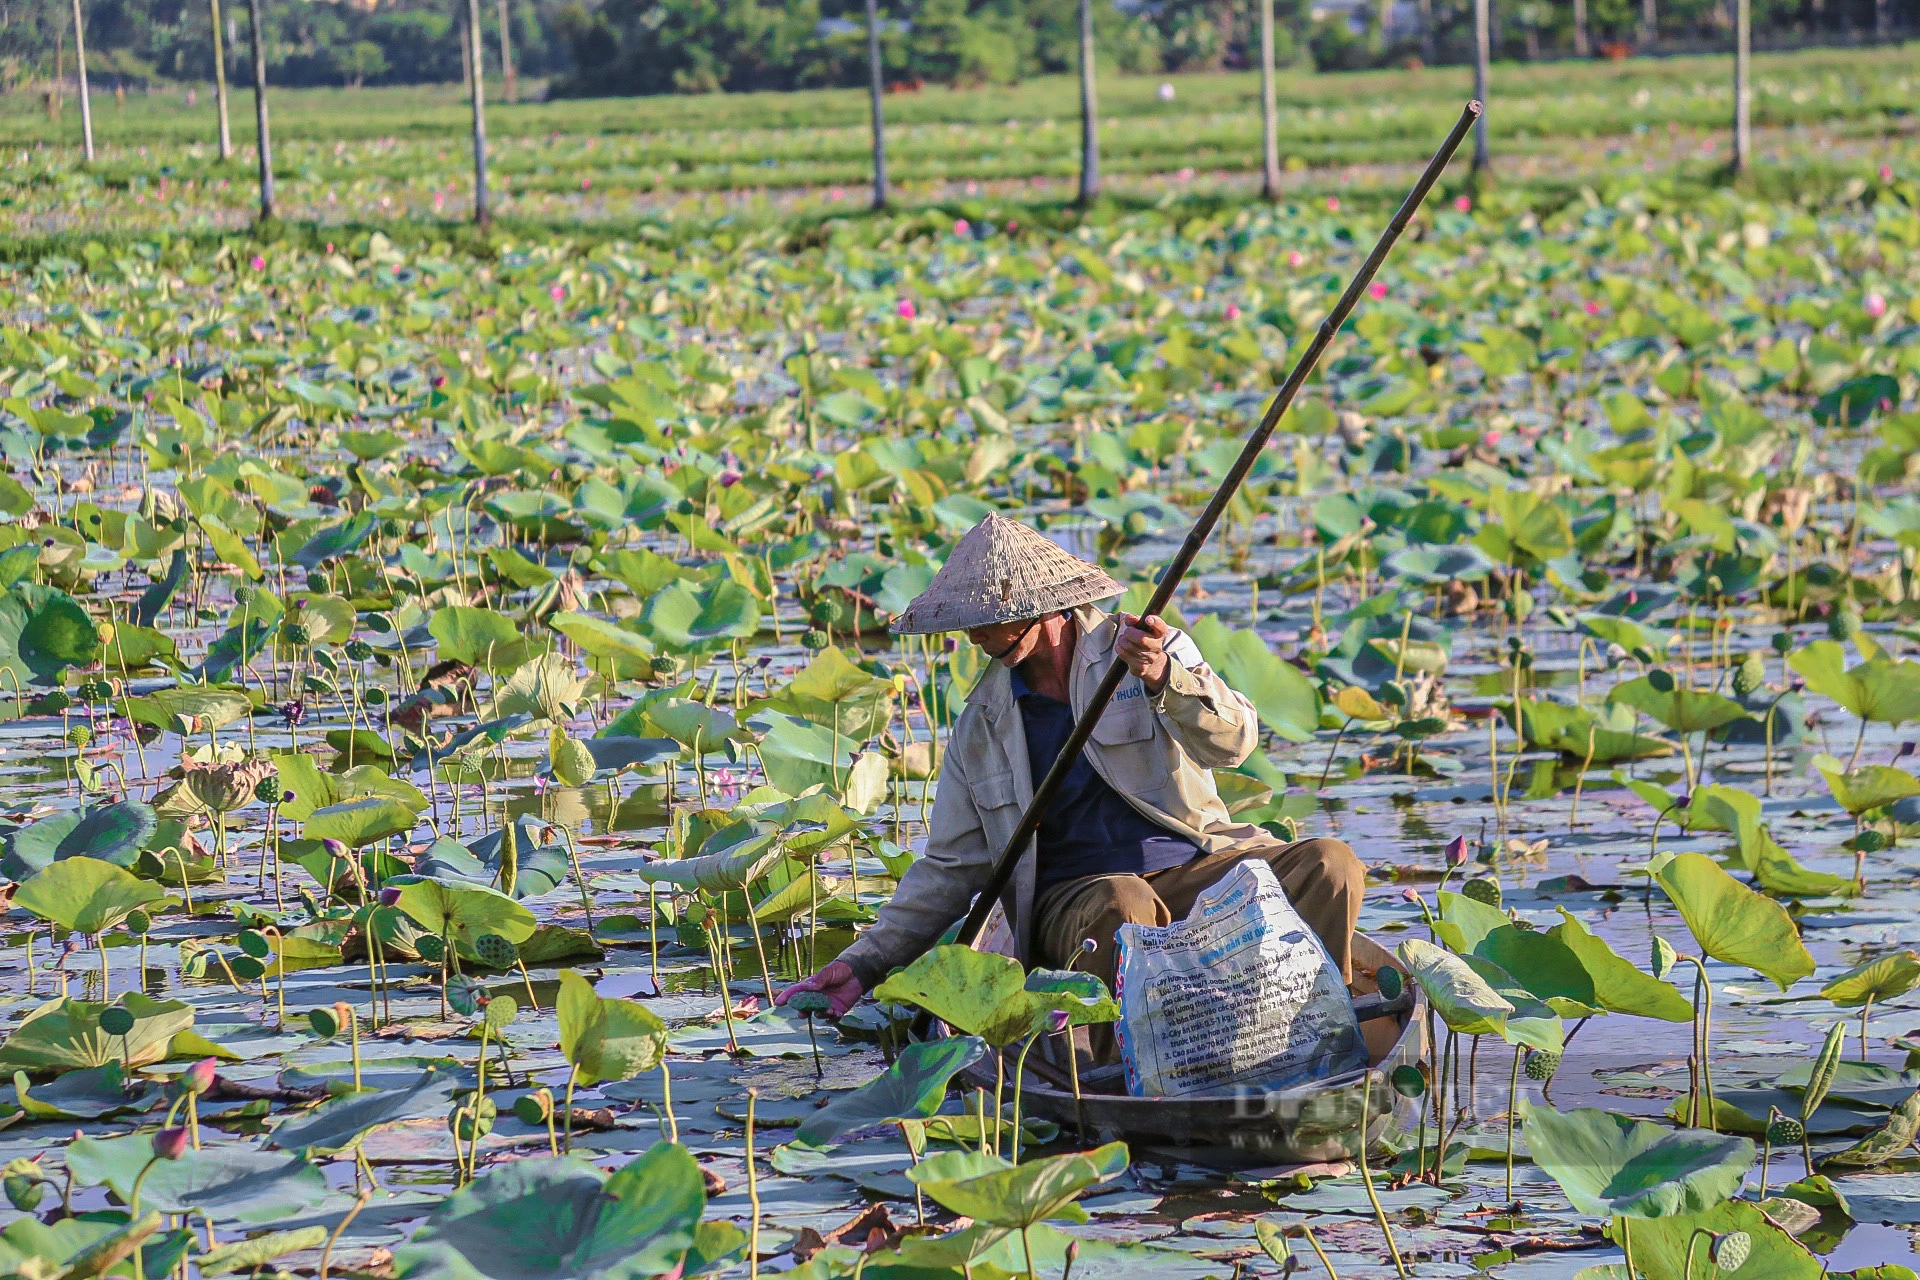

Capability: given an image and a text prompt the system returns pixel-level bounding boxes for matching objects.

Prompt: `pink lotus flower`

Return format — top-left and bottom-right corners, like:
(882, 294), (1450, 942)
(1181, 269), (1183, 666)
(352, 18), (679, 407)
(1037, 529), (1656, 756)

(1177, 167), (1194, 182)
(1048, 1009), (1071, 1034)
(549, 285), (566, 302)
(181, 1058), (218, 1096)
(1453, 195), (1471, 212)
(830, 187), (844, 200)
(1224, 303), (1240, 321)
(1584, 300), (1601, 315)
(325, 243), (334, 254)
(1287, 250), (1305, 268)
(1368, 281), (1388, 300)
(152, 1128), (190, 1161)
(1865, 292), (1888, 319)
(954, 218), (970, 236)
(1445, 835), (1469, 866)
(581, 177), (592, 191)
(897, 299), (916, 320)
(249, 255), (265, 271)
(1880, 165), (1894, 182)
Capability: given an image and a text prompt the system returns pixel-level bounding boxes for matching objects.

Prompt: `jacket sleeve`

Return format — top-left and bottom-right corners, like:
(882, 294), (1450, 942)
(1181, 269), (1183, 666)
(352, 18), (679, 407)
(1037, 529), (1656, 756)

(835, 747), (997, 992)
(1148, 628), (1260, 768)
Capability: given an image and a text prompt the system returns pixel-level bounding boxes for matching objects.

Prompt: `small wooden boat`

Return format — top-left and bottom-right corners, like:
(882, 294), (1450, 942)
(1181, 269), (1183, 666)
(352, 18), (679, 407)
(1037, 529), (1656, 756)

(939, 932), (1426, 1169)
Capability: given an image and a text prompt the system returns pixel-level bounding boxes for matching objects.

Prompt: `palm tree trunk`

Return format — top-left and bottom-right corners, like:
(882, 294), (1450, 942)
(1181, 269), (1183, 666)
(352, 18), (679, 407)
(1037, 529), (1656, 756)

(1731, 0), (1750, 173)
(70, 0), (93, 162)
(498, 0), (516, 104)
(245, 0), (273, 221)
(1077, 0), (1098, 205)
(466, 0), (490, 227)
(1573, 0), (1588, 56)
(864, 0), (887, 209)
(1471, 0), (1490, 173)
(210, 0), (233, 159)
(1258, 0), (1279, 199)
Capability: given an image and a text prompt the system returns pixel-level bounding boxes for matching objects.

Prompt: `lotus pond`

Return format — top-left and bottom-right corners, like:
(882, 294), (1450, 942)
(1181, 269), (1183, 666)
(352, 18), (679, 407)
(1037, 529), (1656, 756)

(0, 107), (1919, 1280)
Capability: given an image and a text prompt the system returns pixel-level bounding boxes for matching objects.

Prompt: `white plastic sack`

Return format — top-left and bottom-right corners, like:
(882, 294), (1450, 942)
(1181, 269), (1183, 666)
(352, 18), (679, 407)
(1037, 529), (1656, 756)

(1115, 858), (1366, 1098)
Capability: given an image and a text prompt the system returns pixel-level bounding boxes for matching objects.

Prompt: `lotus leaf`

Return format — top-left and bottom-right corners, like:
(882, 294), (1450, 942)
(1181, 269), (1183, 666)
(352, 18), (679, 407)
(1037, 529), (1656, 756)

(270, 1069), (463, 1155)
(393, 877), (538, 946)
(1395, 938), (1513, 1037)
(15, 857), (167, 935)
(0, 583), (102, 686)
(1652, 852), (1813, 990)
(794, 1036), (988, 1146)
(1, 800), (156, 876)
(557, 970), (669, 1084)
(1524, 1103), (1753, 1219)
(0, 994), (194, 1073)
(909, 1141), (1129, 1229)
(66, 1133), (334, 1221)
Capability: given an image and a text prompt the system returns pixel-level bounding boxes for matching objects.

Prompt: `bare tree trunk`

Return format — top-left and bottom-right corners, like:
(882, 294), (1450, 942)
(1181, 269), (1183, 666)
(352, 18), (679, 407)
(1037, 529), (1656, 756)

(498, 0), (516, 103)
(1731, 0), (1750, 173)
(1419, 0), (1435, 62)
(245, 0), (272, 221)
(864, 0), (887, 209)
(1573, 0), (1589, 56)
(1642, 0), (1657, 47)
(1077, 0), (1098, 204)
(70, 0), (93, 161)
(210, 0), (233, 159)
(1472, 0), (1490, 173)
(1259, 0), (1279, 199)
(467, 0), (490, 227)
(1875, 0), (1887, 37)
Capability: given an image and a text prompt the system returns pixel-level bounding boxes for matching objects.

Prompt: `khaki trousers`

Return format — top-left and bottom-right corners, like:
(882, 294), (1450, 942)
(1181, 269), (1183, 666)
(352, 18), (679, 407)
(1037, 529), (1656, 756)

(1033, 837), (1365, 1061)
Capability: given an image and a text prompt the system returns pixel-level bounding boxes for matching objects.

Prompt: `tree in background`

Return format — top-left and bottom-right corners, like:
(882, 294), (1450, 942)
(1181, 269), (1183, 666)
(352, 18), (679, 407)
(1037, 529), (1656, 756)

(209, 0), (233, 158)
(864, 0), (888, 208)
(71, 0), (94, 160)
(466, 0), (490, 225)
(1076, 0), (1097, 202)
(245, 0), (271, 221)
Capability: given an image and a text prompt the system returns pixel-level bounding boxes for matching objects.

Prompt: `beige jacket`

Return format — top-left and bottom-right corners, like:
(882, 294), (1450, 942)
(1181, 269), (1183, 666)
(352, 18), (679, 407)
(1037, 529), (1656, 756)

(838, 605), (1266, 989)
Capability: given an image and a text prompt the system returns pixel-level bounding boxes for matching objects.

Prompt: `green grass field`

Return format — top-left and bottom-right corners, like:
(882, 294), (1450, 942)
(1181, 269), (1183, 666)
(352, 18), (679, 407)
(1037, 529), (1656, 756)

(1, 43), (1915, 257)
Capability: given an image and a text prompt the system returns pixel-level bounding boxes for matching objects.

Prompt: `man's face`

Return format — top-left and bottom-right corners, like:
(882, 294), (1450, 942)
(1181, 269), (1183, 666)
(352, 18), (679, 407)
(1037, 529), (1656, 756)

(966, 616), (1047, 667)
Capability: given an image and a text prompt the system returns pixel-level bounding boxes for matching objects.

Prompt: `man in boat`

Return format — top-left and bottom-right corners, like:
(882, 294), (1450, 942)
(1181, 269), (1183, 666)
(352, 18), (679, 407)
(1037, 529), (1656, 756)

(777, 513), (1364, 1056)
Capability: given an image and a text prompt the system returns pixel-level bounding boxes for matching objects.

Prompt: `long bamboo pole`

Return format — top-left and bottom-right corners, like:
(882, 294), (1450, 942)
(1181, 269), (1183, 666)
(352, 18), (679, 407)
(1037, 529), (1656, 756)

(947, 101), (1482, 957)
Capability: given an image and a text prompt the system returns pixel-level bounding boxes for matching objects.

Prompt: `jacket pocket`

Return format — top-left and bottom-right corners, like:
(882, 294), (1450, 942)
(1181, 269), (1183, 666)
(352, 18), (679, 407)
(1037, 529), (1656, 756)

(969, 771), (1020, 811)
(1089, 695), (1156, 746)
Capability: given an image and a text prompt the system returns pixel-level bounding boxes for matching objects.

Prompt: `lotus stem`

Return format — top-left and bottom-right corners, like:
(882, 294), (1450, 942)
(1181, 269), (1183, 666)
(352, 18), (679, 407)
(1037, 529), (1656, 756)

(1619, 1216), (1635, 1280)
(98, 933), (110, 1002)
(318, 1188), (371, 1280)
(1010, 1032), (1040, 1163)
(1297, 1223), (1339, 1280)
(1319, 718), (1352, 789)
(563, 1064), (579, 1154)
(1759, 1112), (1774, 1199)
(1018, 1226), (1038, 1280)
(660, 1058), (678, 1143)
(1358, 1071), (1407, 1278)
(1505, 1044), (1521, 1203)
(746, 1088), (761, 1280)
(1862, 993), (1874, 1060)
(994, 1052), (1006, 1158)
(1570, 724), (1597, 831)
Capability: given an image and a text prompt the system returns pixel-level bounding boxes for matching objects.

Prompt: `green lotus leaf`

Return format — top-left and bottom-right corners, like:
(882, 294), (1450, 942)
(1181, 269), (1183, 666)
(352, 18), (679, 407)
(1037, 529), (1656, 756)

(556, 970), (668, 1085)
(1548, 910), (1694, 1022)
(392, 877), (538, 946)
(1821, 951), (1920, 1008)
(1395, 938), (1513, 1037)
(270, 1070), (463, 1155)
(1188, 614), (1320, 743)
(2, 800), (156, 877)
(874, 945), (1071, 1048)
(199, 1227), (333, 1275)
(909, 1141), (1128, 1229)
(429, 605), (538, 672)
(1523, 1102), (1753, 1219)
(794, 1035), (988, 1147)
(1820, 1088), (1920, 1171)
(0, 583), (102, 687)
(638, 579), (760, 652)
(0, 994), (193, 1073)
(1789, 641), (1920, 727)
(305, 795), (422, 848)
(1810, 755), (1920, 816)
(392, 1145), (711, 1280)
(0, 1211), (168, 1280)
(1608, 677), (1749, 735)
(15, 857), (166, 935)
(1604, 1198), (1822, 1280)
(66, 1133), (334, 1221)
(1652, 852), (1814, 990)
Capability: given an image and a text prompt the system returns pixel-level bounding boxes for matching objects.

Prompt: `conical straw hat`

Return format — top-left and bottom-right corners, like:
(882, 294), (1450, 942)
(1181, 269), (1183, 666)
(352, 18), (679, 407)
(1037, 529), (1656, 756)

(890, 513), (1124, 635)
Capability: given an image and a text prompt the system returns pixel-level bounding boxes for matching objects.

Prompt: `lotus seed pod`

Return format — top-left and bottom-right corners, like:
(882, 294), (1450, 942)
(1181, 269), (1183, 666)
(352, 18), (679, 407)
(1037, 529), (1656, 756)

(253, 775), (284, 804)
(652, 654), (683, 678)
(1505, 589), (1533, 623)
(415, 935), (446, 963)
(1651, 936), (1678, 980)
(474, 933), (520, 969)
(99, 1007), (135, 1036)
(514, 1089), (554, 1125)
(1829, 605), (1861, 642)
(787, 990), (834, 1017)
(1765, 1114), (1804, 1145)
(1647, 667), (1676, 694)
(64, 724), (91, 748)
(1376, 966), (1404, 1001)
(1122, 510), (1151, 538)
(306, 1004), (340, 1038)
(282, 621), (312, 647)
(484, 994), (519, 1029)
(1379, 680), (1408, 708)
(1460, 877), (1503, 908)
(233, 585), (257, 607)
(125, 910), (151, 935)
(1770, 631), (1794, 654)
(553, 735), (596, 788)
(344, 639), (374, 662)
(801, 629), (830, 651)
(1389, 1064), (1426, 1098)
(1709, 1231), (1752, 1272)
(1732, 651), (1766, 697)
(810, 596), (848, 627)
(4, 1174), (43, 1212)
(447, 975), (485, 1017)
(95, 621), (115, 645)
(1524, 1049), (1561, 1081)
(448, 1095), (497, 1142)
(237, 929), (271, 959)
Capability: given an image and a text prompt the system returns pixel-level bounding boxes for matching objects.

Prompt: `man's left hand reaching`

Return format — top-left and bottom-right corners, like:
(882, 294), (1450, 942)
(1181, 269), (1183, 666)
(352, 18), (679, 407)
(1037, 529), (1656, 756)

(1116, 613), (1172, 693)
